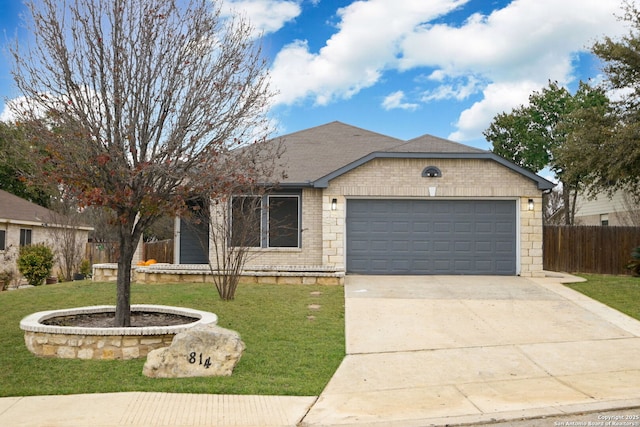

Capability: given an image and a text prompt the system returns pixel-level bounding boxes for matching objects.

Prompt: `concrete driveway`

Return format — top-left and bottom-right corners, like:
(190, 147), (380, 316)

(301, 274), (640, 427)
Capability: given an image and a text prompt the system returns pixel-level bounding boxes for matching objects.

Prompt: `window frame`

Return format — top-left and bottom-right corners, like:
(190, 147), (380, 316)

(229, 192), (302, 249)
(230, 195), (262, 248)
(266, 194), (301, 248)
(19, 228), (32, 247)
(0, 229), (5, 251)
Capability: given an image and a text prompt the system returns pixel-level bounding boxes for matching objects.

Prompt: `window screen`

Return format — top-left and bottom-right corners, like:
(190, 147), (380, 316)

(20, 229), (32, 247)
(268, 196), (299, 248)
(231, 196), (261, 247)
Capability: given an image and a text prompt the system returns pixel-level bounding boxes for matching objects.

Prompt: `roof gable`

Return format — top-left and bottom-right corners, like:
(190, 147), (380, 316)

(277, 121), (402, 184)
(389, 134), (487, 153)
(270, 121), (553, 191)
(0, 189), (93, 229)
(0, 189), (56, 224)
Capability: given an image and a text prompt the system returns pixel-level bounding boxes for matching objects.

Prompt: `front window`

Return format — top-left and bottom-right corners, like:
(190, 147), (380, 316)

(230, 193), (301, 248)
(0, 230), (5, 251)
(268, 196), (300, 248)
(19, 229), (32, 247)
(231, 196), (261, 247)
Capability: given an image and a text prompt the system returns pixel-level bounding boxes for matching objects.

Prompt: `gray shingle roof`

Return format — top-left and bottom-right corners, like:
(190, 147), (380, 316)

(270, 121), (553, 191)
(0, 189), (57, 224)
(277, 121), (487, 184)
(0, 189), (93, 229)
(277, 121), (403, 184)
(388, 134), (487, 153)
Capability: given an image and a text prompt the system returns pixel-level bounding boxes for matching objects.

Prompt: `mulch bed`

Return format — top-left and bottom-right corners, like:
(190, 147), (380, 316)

(42, 312), (198, 328)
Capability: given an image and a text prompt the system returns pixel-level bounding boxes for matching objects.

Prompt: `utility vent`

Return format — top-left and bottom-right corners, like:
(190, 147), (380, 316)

(422, 166), (442, 178)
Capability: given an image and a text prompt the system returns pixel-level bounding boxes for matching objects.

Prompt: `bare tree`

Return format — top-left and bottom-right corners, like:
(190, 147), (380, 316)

(10, 0), (274, 326)
(45, 196), (87, 281)
(543, 187), (565, 225)
(184, 139), (285, 301)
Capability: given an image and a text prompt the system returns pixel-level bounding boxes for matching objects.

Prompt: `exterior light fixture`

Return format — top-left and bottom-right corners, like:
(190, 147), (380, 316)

(528, 199), (534, 211)
(331, 198), (338, 211)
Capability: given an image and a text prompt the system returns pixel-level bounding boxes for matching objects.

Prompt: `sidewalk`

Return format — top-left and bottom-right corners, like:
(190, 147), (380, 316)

(0, 393), (316, 426)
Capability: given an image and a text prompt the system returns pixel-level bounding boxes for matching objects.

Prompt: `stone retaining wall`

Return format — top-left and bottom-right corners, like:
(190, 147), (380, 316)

(92, 264), (345, 286)
(20, 305), (218, 360)
(23, 331), (175, 360)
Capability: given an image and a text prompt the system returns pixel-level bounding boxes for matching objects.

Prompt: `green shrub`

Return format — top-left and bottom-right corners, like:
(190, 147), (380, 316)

(17, 244), (55, 286)
(626, 246), (640, 277)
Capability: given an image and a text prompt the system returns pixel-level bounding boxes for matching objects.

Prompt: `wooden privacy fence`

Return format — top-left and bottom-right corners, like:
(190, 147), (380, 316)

(543, 226), (640, 275)
(85, 242), (119, 264)
(143, 239), (174, 264)
(85, 240), (174, 264)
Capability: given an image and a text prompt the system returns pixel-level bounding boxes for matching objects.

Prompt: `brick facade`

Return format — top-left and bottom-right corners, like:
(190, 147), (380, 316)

(213, 157), (545, 277)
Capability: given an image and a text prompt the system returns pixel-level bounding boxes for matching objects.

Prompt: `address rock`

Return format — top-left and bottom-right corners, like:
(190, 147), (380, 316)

(143, 324), (245, 378)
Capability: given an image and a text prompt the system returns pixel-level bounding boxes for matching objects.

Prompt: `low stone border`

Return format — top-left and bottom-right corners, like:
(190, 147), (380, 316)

(20, 305), (218, 360)
(93, 263), (345, 285)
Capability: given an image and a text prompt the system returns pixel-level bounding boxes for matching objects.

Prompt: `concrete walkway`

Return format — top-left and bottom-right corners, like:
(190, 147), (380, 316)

(302, 274), (640, 426)
(2, 273), (640, 426)
(0, 393), (315, 426)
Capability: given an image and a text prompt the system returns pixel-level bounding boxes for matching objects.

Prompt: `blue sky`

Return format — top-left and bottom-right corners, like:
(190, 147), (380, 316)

(0, 0), (628, 149)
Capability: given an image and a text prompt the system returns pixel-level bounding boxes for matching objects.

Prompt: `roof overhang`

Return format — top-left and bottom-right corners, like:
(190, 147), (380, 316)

(0, 218), (94, 231)
(310, 151), (555, 191)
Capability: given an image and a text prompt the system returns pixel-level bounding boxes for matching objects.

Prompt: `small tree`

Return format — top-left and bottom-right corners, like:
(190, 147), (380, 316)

(18, 244), (54, 286)
(11, 0), (275, 325)
(45, 196), (87, 281)
(185, 139), (285, 301)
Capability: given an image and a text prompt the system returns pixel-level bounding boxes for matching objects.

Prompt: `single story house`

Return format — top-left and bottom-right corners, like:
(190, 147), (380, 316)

(0, 189), (93, 284)
(172, 122), (554, 279)
(574, 190), (640, 226)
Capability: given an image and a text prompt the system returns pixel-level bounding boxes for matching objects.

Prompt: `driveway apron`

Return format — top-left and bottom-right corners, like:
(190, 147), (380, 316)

(301, 275), (640, 427)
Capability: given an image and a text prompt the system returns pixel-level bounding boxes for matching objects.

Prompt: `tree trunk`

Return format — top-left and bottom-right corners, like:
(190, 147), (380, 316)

(114, 218), (140, 327)
(570, 187), (578, 225)
(562, 180), (571, 225)
(115, 254), (132, 327)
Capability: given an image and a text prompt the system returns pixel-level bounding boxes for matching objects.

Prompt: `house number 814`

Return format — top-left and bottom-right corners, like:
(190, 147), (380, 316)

(188, 351), (212, 369)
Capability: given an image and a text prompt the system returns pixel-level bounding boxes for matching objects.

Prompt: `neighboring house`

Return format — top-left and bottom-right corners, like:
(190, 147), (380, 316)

(574, 190), (640, 226)
(176, 122), (554, 277)
(0, 189), (93, 282)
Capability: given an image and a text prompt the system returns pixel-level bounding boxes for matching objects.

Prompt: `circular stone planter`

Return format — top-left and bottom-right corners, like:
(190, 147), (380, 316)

(20, 305), (218, 360)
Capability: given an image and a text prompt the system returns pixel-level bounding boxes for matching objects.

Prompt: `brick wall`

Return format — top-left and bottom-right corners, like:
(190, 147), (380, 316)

(324, 158), (545, 277)
(241, 188), (324, 268)
(208, 158), (546, 277)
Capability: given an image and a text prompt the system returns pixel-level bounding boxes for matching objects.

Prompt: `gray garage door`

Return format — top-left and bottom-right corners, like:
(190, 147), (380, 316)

(346, 199), (516, 275)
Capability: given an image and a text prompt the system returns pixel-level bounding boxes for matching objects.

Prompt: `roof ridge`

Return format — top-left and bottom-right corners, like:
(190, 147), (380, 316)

(277, 121), (403, 143)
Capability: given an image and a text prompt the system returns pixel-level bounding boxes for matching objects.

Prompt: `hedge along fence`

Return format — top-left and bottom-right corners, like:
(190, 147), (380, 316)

(543, 225), (640, 275)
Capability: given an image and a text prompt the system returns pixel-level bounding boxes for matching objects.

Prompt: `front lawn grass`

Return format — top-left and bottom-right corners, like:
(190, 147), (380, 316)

(0, 280), (345, 397)
(567, 274), (640, 320)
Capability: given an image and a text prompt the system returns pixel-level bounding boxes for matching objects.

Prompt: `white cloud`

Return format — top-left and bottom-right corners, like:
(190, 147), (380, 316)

(448, 80), (540, 141)
(401, 0), (625, 140)
(270, 0), (468, 105)
(421, 75), (483, 102)
(382, 91), (419, 111)
(269, 0), (627, 140)
(223, 0), (301, 37)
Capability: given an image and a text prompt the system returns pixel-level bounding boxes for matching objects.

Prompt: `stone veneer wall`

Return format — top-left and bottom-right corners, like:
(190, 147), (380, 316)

(21, 305), (218, 360)
(24, 331), (174, 360)
(93, 264), (344, 285)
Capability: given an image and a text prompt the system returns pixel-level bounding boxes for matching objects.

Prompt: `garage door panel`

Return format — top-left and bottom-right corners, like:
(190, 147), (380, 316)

(433, 222), (451, 233)
(347, 199), (516, 275)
